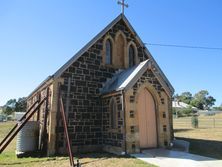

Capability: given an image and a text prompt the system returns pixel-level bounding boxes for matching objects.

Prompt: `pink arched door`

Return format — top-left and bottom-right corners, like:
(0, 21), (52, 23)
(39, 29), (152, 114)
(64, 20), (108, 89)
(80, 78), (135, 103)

(138, 88), (157, 148)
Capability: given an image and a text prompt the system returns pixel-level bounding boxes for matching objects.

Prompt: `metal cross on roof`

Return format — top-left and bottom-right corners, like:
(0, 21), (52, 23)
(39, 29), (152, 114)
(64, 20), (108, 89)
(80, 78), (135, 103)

(117, 0), (129, 15)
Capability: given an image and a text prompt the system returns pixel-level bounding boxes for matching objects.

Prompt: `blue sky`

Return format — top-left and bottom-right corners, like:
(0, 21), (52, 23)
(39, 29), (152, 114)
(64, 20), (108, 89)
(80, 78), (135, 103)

(0, 0), (222, 106)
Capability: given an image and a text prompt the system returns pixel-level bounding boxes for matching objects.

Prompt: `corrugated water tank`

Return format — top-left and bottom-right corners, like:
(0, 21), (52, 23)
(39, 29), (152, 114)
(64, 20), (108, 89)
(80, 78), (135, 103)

(16, 121), (39, 156)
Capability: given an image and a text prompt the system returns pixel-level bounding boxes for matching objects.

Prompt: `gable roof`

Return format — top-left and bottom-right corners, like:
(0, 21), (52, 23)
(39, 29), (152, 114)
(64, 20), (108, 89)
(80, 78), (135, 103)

(53, 14), (174, 93)
(102, 60), (150, 94)
(28, 14), (174, 98)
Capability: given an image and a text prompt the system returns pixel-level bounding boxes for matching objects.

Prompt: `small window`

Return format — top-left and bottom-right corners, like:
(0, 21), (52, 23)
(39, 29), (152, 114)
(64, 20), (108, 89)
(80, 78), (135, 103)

(130, 96), (135, 103)
(163, 112), (166, 118)
(131, 126), (135, 133)
(105, 39), (112, 64)
(130, 110), (135, 118)
(163, 125), (167, 132)
(110, 99), (117, 129)
(129, 45), (135, 67)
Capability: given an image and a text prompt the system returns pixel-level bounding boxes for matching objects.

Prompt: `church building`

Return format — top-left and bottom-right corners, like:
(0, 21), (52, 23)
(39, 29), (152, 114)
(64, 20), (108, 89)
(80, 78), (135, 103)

(27, 14), (174, 156)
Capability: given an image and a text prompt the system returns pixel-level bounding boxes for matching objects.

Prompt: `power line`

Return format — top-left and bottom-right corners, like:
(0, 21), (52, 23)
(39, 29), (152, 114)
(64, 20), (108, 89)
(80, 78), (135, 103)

(145, 43), (222, 51)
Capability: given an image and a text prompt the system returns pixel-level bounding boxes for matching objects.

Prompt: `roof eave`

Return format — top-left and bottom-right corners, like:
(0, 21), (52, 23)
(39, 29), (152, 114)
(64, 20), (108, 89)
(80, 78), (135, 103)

(122, 60), (150, 91)
(27, 75), (54, 99)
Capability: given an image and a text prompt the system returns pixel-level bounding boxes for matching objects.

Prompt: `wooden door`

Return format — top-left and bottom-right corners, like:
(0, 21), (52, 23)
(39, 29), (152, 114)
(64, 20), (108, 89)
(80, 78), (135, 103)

(138, 88), (157, 148)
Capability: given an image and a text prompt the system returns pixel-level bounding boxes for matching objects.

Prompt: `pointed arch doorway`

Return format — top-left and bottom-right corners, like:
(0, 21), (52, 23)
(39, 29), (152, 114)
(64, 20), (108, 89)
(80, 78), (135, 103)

(138, 88), (157, 148)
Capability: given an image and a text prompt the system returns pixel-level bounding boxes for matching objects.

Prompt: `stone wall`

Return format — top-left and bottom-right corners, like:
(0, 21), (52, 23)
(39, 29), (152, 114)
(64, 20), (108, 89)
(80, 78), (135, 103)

(124, 69), (172, 153)
(56, 19), (148, 154)
(102, 93), (125, 154)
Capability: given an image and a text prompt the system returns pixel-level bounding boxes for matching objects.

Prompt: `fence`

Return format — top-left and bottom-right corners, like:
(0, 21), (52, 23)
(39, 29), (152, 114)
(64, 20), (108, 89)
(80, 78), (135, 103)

(173, 117), (222, 129)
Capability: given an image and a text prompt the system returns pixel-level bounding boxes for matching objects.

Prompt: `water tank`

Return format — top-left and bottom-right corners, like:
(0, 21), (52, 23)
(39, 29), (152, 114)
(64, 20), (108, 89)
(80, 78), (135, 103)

(16, 121), (39, 156)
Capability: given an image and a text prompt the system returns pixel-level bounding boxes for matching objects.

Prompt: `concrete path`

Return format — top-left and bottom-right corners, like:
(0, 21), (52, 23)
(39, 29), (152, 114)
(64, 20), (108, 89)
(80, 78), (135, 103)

(131, 149), (222, 167)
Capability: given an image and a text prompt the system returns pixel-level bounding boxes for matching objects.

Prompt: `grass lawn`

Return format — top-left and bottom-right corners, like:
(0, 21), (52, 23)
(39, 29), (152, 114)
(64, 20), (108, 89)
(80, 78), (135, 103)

(0, 121), (156, 167)
(174, 128), (222, 141)
(174, 114), (222, 159)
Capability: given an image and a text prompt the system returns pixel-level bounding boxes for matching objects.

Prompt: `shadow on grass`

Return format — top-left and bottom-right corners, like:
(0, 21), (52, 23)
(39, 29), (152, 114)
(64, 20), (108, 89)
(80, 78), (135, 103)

(177, 137), (222, 159)
(76, 152), (131, 159)
(71, 152), (135, 166)
(173, 129), (193, 133)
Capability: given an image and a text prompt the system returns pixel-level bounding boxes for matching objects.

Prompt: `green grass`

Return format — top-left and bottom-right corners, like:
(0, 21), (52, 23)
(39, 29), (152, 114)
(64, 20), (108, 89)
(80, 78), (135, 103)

(0, 152), (154, 167)
(0, 152), (63, 167)
(0, 121), (155, 167)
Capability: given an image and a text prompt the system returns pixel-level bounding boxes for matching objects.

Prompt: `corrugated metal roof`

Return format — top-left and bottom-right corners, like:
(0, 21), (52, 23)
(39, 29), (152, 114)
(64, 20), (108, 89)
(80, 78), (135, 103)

(172, 101), (197, 109)
(102, 60), (150, 94)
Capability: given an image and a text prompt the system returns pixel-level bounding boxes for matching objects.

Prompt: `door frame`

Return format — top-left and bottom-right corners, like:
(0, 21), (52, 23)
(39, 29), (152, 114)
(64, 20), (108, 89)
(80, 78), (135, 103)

(135, 83), (161, 150)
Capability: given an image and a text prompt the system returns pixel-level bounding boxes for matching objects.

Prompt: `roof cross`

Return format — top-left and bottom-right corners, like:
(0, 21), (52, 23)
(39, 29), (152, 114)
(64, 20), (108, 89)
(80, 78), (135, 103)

(117, 0), (128, 15)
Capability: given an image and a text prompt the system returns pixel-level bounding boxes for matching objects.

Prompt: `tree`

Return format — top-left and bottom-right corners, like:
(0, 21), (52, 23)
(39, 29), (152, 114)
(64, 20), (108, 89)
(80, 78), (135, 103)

(190, 90), (216, 110)
(2, 99), (16, 115)
(3, 106), (14, 115)
(15, 97), (27, 112)
(205, 96), (216, 109)
(178, 92), (193, 104)
(2, 97), (27, 115)
(190, 98), (204, 110)
(173, 105), (195, 117)
(5, 99), (16, 108)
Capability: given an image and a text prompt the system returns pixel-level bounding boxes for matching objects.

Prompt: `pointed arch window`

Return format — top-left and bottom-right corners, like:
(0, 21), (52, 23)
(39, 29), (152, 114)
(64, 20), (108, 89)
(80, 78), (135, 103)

(110, 98), (117, 129)
(129, 45), (135, 67)
(105, 39), (112, 64)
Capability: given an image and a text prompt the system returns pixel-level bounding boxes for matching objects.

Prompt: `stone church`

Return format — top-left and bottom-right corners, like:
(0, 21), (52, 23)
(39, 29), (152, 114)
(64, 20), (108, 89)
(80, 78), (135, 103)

(27, 14), (174, 156)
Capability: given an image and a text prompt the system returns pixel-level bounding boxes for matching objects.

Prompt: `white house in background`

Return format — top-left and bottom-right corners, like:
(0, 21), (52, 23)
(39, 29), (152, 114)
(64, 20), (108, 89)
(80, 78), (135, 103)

(172, 101), (197, 110)
(15, 112), (26, 121)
